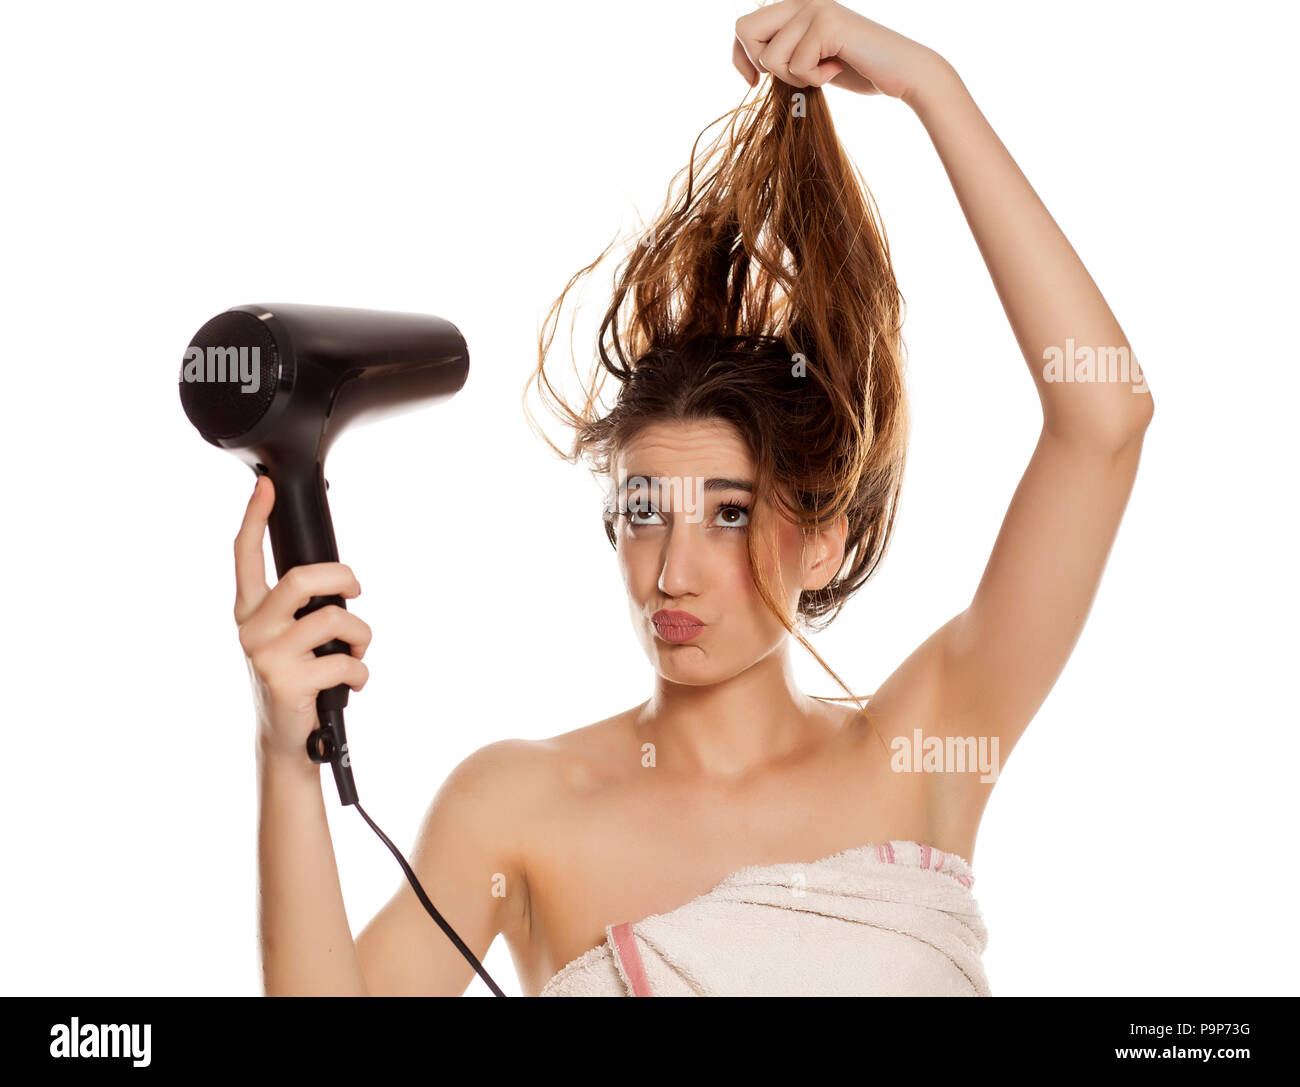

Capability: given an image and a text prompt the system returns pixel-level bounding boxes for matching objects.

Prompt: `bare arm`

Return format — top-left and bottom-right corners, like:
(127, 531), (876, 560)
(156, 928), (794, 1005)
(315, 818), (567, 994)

(732, 9), (1155, 753)
(354, 739), (532, 996)
(900, 54), (1154, 763)
(257, 737), (530, 997)
(257, 741), (367, 995)
(728, 3), (1153, 846)
(733, 7), (1153, 776)
(238, 477), (529, 996)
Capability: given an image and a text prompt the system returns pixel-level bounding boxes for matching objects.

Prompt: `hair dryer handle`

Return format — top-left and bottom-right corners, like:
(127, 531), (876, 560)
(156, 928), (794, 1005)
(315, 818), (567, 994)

(259, 461), (360, 806)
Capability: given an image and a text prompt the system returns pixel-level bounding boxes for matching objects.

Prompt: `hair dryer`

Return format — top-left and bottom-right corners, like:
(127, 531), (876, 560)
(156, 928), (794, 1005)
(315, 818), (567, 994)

(179, 302), (505, 996)
(179, 302), (468, 805)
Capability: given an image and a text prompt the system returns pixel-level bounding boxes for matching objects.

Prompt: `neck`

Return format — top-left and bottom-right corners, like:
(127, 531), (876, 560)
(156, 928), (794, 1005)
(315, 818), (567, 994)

(634, 643), (832, 781)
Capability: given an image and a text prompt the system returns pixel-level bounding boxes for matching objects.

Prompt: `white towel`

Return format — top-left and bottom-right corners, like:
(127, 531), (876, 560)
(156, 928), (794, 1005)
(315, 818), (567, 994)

(539, 839), (989, 996)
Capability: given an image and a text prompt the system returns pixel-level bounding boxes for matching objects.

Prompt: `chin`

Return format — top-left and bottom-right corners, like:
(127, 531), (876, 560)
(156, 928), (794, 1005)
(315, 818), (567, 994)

(652, 649), (755, 688)
(648, 646), (715, 679)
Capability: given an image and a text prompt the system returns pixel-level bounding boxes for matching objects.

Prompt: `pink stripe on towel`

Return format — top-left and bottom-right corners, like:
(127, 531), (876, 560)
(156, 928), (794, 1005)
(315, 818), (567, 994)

(611, 922), (654, 996)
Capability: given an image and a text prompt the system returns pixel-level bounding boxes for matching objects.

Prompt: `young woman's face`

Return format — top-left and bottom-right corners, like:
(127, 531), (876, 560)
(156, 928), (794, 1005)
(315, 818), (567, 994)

(612, 418), (839, 686)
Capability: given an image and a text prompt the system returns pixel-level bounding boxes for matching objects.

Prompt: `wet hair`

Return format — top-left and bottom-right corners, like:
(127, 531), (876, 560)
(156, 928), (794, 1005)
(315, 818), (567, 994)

(523, 76), (908, 728)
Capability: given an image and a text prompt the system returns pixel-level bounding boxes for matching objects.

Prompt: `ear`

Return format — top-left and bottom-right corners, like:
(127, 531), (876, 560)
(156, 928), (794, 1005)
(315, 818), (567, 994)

(802, 513), (849, 592)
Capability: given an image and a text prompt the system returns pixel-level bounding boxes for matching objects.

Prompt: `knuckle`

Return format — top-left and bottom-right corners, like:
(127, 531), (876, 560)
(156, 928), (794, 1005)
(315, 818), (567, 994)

(298, 605), (343, 640)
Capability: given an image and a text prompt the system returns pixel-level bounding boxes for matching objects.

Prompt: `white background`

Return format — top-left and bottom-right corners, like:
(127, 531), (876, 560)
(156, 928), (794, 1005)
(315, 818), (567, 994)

(2, 0), (1295, 997)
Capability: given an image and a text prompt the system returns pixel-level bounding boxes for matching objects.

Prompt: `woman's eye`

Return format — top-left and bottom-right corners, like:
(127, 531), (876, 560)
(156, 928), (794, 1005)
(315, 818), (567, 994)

(623, 507), (663, 526)
(716, 503), (750, 530)
(620, 502), (749, 530)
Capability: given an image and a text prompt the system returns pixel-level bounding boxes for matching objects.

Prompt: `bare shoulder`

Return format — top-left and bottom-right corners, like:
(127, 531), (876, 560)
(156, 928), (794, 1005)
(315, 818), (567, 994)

(518, 708), (642, 810)
(426, 736), (558, 881)
(356, 734), (575, 995)
(411, 738), (551, 880)
(436, 709), (639, 851)
(448, 708), (635, 793)
(441, 736), (553, 799)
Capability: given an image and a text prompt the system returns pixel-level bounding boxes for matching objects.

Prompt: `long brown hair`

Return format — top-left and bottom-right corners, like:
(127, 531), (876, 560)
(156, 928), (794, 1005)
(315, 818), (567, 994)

(523, 76), (909, 744)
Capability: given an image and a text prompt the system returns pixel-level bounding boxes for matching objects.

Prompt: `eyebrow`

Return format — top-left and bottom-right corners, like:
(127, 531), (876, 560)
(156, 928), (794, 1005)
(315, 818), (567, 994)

(617, 475), (753, 496)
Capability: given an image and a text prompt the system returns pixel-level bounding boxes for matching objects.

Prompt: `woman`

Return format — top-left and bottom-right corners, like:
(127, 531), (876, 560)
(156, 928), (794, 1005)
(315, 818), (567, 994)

(241, 0), (1152, 996)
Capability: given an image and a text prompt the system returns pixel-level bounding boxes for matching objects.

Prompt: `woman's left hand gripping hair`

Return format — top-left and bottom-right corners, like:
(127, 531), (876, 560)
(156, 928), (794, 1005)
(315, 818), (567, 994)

(732, 0), (939, 102)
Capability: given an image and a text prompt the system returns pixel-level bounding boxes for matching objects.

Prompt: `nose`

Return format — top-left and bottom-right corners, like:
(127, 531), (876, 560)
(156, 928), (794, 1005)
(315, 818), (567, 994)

(657, 517), (704, 599)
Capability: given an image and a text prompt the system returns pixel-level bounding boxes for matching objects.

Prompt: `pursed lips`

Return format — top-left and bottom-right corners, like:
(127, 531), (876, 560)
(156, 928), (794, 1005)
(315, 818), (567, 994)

(652, 609), (704, 626)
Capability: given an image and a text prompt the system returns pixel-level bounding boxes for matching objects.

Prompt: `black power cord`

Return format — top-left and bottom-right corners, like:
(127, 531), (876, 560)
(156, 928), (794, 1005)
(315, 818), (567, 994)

(353, 802), (506, 997)
(305, 709), (506, 996)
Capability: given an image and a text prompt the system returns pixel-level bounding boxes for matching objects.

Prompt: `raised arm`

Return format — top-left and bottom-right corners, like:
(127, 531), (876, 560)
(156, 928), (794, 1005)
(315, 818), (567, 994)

(733, 2), (1154, 776)
(902, 53), (1153, 758)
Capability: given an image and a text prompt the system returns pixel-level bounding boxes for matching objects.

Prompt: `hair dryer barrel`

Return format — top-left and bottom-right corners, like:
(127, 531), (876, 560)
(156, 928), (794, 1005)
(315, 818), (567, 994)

(179, 301), (470, 577)
(249, 302), (468, 453)
(180, 302), (469, 459)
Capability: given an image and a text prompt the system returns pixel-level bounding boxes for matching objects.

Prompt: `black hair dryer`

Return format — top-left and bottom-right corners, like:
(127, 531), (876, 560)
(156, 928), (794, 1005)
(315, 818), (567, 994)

(179, 302), (470, 806)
